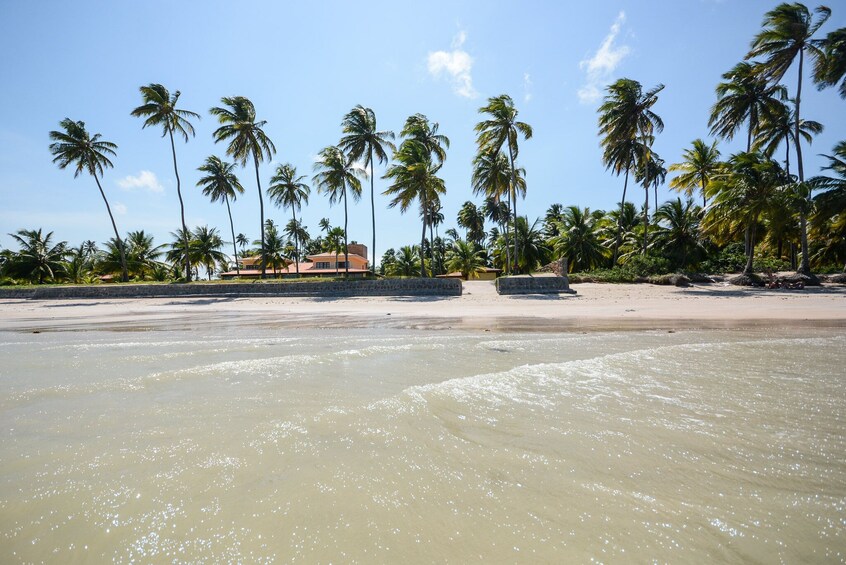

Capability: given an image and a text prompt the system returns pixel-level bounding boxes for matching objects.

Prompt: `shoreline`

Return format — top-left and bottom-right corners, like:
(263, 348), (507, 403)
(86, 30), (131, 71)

(1, 281), (844, 333)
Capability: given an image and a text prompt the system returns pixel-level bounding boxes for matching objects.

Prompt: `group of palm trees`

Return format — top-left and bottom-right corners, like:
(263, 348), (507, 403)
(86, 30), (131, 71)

(2, 2), (843, 286)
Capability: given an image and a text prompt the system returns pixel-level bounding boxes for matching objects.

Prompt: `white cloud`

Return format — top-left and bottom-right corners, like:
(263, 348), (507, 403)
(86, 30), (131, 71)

(427, 31), (478, 99)
(114, 202), (128, 215)
(523, 73), (533, 103)
(578, 12), (631, 104)
(117, 170), (164, 193)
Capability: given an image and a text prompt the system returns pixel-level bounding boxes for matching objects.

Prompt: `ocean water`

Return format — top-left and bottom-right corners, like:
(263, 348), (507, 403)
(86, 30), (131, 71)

(0, 326), (844, 563)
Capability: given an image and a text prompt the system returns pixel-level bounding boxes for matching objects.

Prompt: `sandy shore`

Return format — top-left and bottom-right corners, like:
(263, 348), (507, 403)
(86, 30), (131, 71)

(1, 280), (844, 333)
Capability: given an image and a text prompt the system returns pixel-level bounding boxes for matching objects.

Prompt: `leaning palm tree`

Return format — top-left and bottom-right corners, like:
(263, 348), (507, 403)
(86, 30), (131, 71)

(49, 118), (128, 281)
(383, 140), (446, 278)
(312, 146), (363, 277)
(709, 62), (787, 152)
(669, 139), (723, 208)
(747, 2), (831, 277)
(268, 163), (311, 276)
(210, 96), (276, 278)
(475, 94), (533, 274)
(598, 79), (664, 265)
(197, 156), (245, 276)
(339, 106), (396, 269)
(131, 84), (200, 281)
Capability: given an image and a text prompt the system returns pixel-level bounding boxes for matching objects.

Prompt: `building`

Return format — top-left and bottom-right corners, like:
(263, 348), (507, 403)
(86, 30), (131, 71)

(220, 244), (370, 279)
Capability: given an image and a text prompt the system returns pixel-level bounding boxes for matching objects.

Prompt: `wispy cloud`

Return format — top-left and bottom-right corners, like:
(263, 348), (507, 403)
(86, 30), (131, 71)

(117, 170), (164, 193)
(578, 12), (631, 104)
(523, 73), (533, 103)
(427, 31), (478, 99)
(114, 202), (128, 215)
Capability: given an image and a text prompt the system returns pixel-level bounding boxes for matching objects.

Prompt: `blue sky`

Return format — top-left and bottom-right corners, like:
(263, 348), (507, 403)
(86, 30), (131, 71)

(1, 1), (843, 264)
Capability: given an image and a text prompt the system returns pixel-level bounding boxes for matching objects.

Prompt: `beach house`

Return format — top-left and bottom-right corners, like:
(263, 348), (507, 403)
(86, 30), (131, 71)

(220, 244), (370, 279)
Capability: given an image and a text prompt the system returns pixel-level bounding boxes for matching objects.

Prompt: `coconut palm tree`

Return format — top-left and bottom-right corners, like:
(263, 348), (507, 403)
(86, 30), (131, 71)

(816, 27), (846, 98)
(210, 96), (276, 278)
(457, 201), (485, 247)
(284, 219), (310, 264)
(445, 239), (486, 279)
(753, 100), (822, 177)
(709, 62), (788, 152)
(324, 226), (346, 275)
(191, 226), (228, 280)
(549, 206), (607, 272)
(236, 233), (249, 255)
(268, 163), (310, 276)
(339, 105), (396, 267)
(131, 84), (200, 281)
(652, 198), (706, 269)
(6, 229), (67, 284)
(475, 95), (533, 273)
(598, 79), (664, 265)
(472, 151), (524, 272)
(512, 217), (549, 274)
(669, 139), (723, 208)
(383, 140), (446, 278)
(634, 150), (667, 254)
(811, 140), (846, 269)
(49, 118), (128, 282)
(747, 2), (831, 277)
(387, 245), (422, 277)
(400, 114), (450, 164)
(313, 146), (363, 277)
(197, 156), (245, 276)
(125, 230), (166, 279)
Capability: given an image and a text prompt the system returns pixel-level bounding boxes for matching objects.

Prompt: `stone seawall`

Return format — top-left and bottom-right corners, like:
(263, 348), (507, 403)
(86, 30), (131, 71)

(495, 275), (575, 295)
(0, 278), (462, 300)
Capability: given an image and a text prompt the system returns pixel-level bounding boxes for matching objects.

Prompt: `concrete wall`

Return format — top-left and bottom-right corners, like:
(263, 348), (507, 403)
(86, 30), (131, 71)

(495, 275), (575, 295)
(0, 278), (462, 300)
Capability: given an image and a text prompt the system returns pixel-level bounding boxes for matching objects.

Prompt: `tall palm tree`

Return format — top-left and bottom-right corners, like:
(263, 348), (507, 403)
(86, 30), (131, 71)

(268, 163), (311, 276)
(816, 27), (846, 98)
(669, 139), (723, 208)
(197, 156), (245, 276)
(475, 94), (533, 274)
(400, 114), (450, 164)
(753, 99), (822, 177)
(472, 151), (525, 273)
(339, 105), (396, 268)
(210, 96), (276, 278)
(598, 79), (664, 265)
(284, 219), (310, 264)
(236, 233), (249, 255)
(131, 83), (200, 281)
(457, 201), (485, 247)
(383, 140), (446, 277)
(312, 146), (363, 277)
(709, 62), (787, 151)
(811, 140), (846, 270)
(634, 150), (667, 254)
(48, 118), (128, 281)
(748, 2), (831, 276)
(6, 229), (67, 284)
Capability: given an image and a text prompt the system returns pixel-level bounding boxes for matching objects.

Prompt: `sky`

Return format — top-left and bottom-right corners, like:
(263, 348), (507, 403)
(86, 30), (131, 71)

(1, 0), (844, 265)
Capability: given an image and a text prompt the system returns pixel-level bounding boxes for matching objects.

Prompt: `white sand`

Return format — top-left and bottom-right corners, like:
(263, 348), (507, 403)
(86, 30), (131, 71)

(1, 280), (844, 332)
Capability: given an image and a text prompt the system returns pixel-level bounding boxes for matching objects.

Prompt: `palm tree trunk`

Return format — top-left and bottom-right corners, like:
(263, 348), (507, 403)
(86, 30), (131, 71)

(420, 214), (427, 279)
(613, 162), (631, 265)
(743, 222), (757, 275)
(254, 155), (266, 279)
(369, 146), (376, 274)
(343, 187), (349, 278)
(225, 196), (239, 277)
(507, 145), (519, 274)
(168, 129), (192, 282)
(795, 47), (811, 276)
(643, 180), (649, 256)
(292, 208), (300, 276)
(93, 174), (128, 282)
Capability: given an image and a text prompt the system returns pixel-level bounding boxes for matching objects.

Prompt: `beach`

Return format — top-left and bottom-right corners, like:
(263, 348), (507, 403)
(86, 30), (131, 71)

(2, 282), (845, 562)
(1, 280), (844, 332)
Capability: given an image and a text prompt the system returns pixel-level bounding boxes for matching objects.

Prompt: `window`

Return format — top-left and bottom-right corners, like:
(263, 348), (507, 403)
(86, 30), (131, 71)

(315, 262), (331, 269)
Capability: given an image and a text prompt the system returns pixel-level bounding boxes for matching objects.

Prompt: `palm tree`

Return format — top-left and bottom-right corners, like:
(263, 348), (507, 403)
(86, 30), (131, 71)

(445, 239), (486, 279)
(268, 163), (311, 276)
(748, 2), (831, 277)
(400, 114), (450, 164)
(6, 229), (67, 284)
(210, 96), (276, 277)
(475, 94), (533, 274)
(236, 233), (249, 255)
(512, 217), (549, 274)
(816, 27), (846, 98)
(383, 140), (446, 277)
(669, 139), (723, 208)
(652, 198), (706, 269)
(197, 156), (245, 276)
(192, 226), (228, 280)
(704, 152), (788, 275)
(387, 245), (422, 277)
(49, 118), (128, 282)
(131, 84), (200, 281)
(325, 226), (346, 275)
(543, 203), (565, 237)
(753, 100), (822, 177)
(457, 201), (485, 247)
(472, 151), (523, 272)
(709, 62), (788, 152)
(313, 146), (363, 277)
(598, 79), (664, 265)
(339, 105), (396, 268)
(811, 141), (846, 270)
(125, 230), (166, 279)
(284, 219), (310, 264)
(549, 207), (607, 272)
(634, 150), (667, 254)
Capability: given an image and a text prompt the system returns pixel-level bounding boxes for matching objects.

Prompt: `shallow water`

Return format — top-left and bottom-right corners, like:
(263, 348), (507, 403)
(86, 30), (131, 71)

(0, 326), (844, 562)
